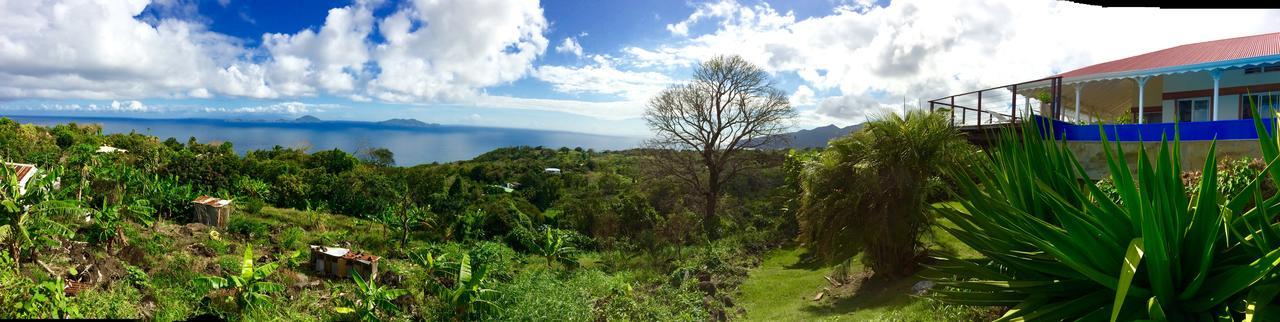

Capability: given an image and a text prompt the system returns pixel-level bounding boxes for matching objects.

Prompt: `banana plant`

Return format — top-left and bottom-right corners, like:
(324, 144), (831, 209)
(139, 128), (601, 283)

(535, 226), (577, 269)
(194, 246), (285, 313)
(0, 165), (78, 269)
(928, 111), (1280, 321)
(440, 254), (499, 321)
(334, 270), (408, 322)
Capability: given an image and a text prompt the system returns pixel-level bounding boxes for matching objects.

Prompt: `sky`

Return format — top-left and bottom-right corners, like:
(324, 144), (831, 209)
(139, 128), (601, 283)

(0, 0), (1278, 136)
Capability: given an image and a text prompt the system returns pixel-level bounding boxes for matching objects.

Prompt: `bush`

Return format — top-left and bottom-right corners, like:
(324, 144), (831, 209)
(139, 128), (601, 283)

(796, 110), (976, 279)
(227, 216), (272, 240)
(469, 241), (519, 281)
(279, 226), (304, 251)
(241, 197), (266, 214)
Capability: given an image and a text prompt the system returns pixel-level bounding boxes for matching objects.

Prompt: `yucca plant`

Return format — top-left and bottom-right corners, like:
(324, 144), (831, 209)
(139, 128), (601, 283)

(928, 112), (1280, 321)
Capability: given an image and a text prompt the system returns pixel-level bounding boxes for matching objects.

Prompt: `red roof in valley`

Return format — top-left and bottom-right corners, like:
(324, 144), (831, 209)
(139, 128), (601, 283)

(11, 164), (33, 180)
(1059, 32), (1280, 79)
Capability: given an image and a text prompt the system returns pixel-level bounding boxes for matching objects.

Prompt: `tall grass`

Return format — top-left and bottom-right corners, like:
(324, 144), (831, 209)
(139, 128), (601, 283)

(929, 114), (1280, 321)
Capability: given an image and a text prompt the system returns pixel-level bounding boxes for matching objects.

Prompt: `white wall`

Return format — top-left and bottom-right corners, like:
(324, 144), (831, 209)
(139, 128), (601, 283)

(1162, 99), (1176, 123)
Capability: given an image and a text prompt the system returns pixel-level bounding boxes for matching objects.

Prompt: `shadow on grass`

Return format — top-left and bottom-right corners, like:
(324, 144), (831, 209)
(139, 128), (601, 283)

(783, 249), (830, 270)
(799, 273), (921, 316)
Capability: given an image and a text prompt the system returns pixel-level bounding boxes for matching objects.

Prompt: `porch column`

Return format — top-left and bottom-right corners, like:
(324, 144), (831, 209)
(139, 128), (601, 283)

(1135, 76), (1150, 124)
(1211, 69), (1223, 121)
(1074, 84), (1082, 121)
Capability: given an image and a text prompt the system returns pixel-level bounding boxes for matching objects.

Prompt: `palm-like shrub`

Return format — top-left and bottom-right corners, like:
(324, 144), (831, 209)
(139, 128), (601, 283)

(0, 165), (78, 269)
(440, 253), (500, 320)
(335, 271), (408, 322)
(796, 110), (975, 278)
(535, 226), (578, 269)
(930, 115), (1280, 321)
(194, 246), (285, 314)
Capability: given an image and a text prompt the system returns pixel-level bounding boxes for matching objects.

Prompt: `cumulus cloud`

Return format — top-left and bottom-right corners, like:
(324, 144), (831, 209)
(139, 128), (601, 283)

(534, 55), (676, 101)
(366, 0), (548, 102)
(790, 85), (816, 106)
(555, 37), (584, 57)
(0, 0), (550, 105)
(0, 100), (337, 115)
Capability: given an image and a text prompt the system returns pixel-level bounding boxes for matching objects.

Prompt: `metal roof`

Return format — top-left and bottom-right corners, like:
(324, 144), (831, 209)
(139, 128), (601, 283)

(310, 245), (380, 263)
(192, 195), (232, 208)
(1059, 32), (1280, 82)
(6, 163), (38, 195)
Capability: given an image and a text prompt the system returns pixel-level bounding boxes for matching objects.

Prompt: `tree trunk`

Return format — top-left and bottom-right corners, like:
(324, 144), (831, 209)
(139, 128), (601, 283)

(704, 168), (721, 240)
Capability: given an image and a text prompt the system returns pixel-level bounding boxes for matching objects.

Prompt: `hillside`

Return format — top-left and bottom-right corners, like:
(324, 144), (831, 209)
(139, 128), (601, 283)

(758, 123), (864, 149)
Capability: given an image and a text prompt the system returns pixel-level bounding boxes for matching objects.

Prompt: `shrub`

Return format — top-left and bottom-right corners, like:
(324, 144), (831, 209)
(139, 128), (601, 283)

(279, 227), (304, 251)
(241, 197), (267, 214)
(469, 241), (518, 281)
(227, 216), (272, 240)
(796, 110), (976, 279)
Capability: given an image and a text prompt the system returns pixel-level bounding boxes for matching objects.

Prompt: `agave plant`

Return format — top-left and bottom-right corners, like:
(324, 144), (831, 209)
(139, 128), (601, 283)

(929, 113), (1280, 321)
(194, 246), (285, 314)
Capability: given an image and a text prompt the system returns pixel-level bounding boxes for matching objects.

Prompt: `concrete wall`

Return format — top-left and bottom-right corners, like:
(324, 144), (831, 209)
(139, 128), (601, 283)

(1065, 139), (1261, 179)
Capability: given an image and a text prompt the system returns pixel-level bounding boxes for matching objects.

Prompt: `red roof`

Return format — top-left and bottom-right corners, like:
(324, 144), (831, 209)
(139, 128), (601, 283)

(1059, 32), (1280, 79)
(10, 164), (34, 181)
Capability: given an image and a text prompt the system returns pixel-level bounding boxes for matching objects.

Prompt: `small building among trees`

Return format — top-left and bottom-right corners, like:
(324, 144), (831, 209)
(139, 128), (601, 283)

(192, 196), (233, 228)
(5, 162), (38, 195)
(308, 245), (380, 280)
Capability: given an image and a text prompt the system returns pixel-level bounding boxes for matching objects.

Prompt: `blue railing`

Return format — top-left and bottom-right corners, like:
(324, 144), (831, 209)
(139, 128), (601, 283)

(1034, 116), (1276, 142)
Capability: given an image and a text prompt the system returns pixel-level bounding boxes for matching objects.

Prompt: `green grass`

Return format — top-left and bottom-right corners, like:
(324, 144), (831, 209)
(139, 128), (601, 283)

(737, 214), (997, 321)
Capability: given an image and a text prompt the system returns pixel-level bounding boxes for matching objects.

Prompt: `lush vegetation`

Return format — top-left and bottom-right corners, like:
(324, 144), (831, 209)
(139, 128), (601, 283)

(0, 116), (801, 320)
(22, 76), (1271, 320)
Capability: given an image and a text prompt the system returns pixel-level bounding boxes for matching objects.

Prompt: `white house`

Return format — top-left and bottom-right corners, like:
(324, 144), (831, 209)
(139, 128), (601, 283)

(931, 32), (1280, 177)
(544, 168), (562, 174)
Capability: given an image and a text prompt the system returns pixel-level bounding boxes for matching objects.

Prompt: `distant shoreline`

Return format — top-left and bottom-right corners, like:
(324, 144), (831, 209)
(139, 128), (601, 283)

(1, 114), (644, 140)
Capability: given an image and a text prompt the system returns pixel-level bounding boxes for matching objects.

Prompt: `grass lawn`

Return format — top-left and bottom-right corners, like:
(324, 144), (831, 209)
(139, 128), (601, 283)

(737, 214), (1000, 321)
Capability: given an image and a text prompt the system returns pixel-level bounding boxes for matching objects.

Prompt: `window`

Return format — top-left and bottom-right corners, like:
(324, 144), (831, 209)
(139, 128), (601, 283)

(1241, 92), (1280, 119)
(1177, 98), (1211, 122)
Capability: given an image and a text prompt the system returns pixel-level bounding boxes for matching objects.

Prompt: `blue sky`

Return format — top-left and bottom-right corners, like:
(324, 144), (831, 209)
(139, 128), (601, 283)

(0, 0), (1278, 136)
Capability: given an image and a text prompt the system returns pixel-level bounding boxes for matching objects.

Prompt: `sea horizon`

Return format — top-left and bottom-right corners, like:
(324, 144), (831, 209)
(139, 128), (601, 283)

(3, 114), (644, 166)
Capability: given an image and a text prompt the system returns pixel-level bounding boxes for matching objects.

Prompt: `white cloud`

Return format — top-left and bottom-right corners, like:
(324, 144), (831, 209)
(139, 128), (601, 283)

(555, 37), (584, 57)
(0, 0), (550, 106)
(534, 55), (676, 101)
(790, 85), (815, 106)
(366, 0), (548, 103)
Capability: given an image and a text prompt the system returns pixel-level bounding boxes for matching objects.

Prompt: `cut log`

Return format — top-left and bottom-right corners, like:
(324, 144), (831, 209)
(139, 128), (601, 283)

(824, 275), (842, 287)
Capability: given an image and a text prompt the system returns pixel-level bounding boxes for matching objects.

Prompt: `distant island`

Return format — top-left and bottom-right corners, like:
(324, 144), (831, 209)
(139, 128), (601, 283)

(293, 115), (323, 123)
(376, 118), (438, 128)
(269, 115), (439, 128)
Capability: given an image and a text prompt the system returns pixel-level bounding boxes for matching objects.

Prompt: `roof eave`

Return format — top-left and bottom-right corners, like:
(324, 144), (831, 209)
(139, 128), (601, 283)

(1060, 53), (1280, 85)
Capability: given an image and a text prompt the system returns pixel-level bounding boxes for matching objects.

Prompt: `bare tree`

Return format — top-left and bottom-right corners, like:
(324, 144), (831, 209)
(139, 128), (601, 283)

(643, 55), (795, 238)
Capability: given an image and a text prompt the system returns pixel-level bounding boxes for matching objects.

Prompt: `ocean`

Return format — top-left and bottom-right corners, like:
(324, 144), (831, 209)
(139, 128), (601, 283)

(4, 115), (643, 165)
